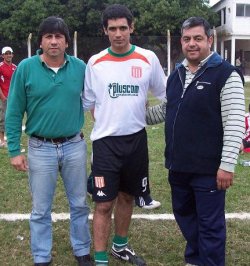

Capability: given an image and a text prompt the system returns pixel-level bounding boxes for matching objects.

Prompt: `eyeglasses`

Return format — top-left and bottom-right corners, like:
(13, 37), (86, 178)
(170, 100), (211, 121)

(3, 52), (13, 55)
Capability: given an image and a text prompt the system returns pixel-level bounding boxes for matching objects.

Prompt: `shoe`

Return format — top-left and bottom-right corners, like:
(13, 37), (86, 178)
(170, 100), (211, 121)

(142, 200), (161, 210)
(111, 245), (146, 265)
(34, 260), (52, 266)
(75, 254), (93, 266)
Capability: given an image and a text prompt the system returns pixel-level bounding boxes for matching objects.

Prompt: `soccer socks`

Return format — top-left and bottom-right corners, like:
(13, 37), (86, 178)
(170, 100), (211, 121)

(112, 235), (128, 250)
(94, 251), (108, 265)
(94, 236), (128, 265)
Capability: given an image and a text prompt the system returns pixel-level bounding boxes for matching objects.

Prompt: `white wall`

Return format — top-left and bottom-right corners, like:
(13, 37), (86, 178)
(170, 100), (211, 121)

(213, 0), (250, 36)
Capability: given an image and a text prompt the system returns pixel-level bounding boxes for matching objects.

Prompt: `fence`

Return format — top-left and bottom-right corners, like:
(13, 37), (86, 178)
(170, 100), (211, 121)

(1, 34), (184, 74)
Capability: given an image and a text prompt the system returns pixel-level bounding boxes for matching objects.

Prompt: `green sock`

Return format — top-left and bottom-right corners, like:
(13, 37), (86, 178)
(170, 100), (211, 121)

(112, 235), (128, 250)
(94, 251), (108, 265)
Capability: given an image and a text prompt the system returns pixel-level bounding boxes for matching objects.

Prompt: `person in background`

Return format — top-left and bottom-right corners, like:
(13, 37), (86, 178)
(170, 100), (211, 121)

(0, 46), (16, 148)
(165, 17), (245, 266)
(83, 4), (166, 266)
(5, 17), (92, 266)
(235, 55), (242, 73)
(134, 193), (161, 209)
(240, 103), (250, 153)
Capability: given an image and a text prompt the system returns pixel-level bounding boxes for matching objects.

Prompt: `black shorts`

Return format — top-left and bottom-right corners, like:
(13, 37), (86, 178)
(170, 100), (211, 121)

(92, 128), (150, 202)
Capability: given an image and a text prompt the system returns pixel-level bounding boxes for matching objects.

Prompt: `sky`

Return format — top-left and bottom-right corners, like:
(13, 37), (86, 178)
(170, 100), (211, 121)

(209, 0), (220, 6)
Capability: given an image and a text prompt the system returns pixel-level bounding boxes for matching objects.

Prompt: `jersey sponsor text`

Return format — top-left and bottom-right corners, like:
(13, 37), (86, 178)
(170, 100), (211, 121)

(108, 82), (139, 98)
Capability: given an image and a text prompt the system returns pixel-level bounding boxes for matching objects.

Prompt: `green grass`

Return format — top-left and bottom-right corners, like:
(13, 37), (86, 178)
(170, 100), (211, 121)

(0, 84), (250, 265)
(0, 220), (249, 265)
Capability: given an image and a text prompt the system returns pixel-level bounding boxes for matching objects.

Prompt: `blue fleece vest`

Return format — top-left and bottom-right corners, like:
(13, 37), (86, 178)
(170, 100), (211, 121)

(165, 54), (242, 175)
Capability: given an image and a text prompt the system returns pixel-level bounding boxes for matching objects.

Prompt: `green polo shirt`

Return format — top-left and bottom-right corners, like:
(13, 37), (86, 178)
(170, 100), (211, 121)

(6, 50), (86, 157)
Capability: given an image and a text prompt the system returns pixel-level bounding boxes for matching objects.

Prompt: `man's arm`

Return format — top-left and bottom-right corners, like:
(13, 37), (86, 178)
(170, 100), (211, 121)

(0, 87), (6, 101)
(0, 67), (6, 100)
(82, 61), (96, 112)
(146, 101), (166, 125)
(217, 70), (245, 189)
(148, 52), (167, 101)
(5, 64), (26, 158)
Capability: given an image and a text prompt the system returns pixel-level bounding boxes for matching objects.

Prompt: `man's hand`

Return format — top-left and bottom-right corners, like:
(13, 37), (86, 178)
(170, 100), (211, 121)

(216, 169), (233, 190)
(0, 95), (7, 101)
(0, 89), (6, 101)
(10, 155), (28, 172)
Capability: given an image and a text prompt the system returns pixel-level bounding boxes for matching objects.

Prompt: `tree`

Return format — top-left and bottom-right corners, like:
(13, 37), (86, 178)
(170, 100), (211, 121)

(0, 0), (218, 40)
(0, 0), (218, 63)
(133, 0), (217, 36)
(0, 0), (66, 44)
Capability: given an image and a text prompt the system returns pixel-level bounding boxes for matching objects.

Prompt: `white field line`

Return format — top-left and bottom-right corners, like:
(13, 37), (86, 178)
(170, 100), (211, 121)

(0, 212), (250, 222)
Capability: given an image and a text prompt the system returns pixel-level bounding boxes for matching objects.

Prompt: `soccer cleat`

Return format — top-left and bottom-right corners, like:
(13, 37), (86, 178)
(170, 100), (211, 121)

(111, 245), (147, 265)
(142, 200), (161, 210)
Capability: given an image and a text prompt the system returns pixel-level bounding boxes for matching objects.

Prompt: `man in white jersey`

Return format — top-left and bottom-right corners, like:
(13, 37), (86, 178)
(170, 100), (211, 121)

(83, 4), (166, 266)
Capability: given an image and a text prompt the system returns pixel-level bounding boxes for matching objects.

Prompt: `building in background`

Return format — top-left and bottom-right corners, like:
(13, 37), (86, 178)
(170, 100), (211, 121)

(212, 0), (250, 75)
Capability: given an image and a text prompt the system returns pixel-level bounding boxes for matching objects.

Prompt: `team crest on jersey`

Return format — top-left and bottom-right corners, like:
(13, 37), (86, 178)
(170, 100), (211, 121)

(95, 176), (105, 188)
(108, 82), (139, 98)
(131, 66), (142, 78)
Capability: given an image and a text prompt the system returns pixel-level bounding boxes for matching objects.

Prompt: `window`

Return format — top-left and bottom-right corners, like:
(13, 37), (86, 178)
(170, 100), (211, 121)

(223, 7), (226, 24)
(236, 4), (250, 17)
(215, 8), (226, 26)
(246, 5), (250, 16)
(216, 11), (222, 26)
(236, 4), (244, 16)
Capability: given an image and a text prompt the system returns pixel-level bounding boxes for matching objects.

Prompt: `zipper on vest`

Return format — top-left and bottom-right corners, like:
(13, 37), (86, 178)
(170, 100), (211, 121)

(170, 66), (208, 169)
(181, 67), (208, 97)
(169, 101), (183, 170)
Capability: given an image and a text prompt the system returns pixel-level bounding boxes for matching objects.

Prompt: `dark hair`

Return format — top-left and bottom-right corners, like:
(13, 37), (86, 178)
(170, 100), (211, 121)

(181, 17), (212, 38)
(248, 103), (250, 113)
(37, 16), (70, 45)
(102, 4), (133, 29)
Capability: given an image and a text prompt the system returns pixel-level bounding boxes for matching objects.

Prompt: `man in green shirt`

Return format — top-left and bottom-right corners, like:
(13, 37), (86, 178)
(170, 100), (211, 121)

(6, 16), (92, 266)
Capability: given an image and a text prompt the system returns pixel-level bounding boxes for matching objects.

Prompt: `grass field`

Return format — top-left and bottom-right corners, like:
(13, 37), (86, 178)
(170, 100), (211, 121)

(0, 84), (250, 265)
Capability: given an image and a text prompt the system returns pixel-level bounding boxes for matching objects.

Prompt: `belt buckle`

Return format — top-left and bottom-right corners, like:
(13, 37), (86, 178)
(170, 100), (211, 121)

(51, 138), (62, 144)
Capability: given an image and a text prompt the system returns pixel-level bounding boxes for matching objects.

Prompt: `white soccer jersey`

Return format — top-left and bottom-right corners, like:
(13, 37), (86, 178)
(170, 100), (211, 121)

(83, 45), (166, 141)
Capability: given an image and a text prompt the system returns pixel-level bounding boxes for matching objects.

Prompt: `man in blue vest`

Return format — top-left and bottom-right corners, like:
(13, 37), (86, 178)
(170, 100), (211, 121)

(165, 17), (245, 266)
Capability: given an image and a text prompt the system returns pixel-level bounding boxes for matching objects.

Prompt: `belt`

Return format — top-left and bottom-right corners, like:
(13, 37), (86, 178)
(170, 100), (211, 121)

(32, 134), (77, 144)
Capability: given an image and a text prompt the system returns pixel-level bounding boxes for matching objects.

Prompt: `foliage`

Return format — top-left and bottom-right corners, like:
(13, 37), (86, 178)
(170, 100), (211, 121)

(134, 0), (217, 36)
(0, 0), (218, 49)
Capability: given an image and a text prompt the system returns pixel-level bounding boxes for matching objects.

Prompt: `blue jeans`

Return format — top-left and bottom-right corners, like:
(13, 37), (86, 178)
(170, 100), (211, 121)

(28, 134), (91, 263)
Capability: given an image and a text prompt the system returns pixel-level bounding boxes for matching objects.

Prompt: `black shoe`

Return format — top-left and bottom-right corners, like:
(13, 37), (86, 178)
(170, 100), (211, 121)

(87, 172), (94, 195)
(34, 260), (52, 266)
(111, 245), (146, 265)
(75, 254), (93, 266)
